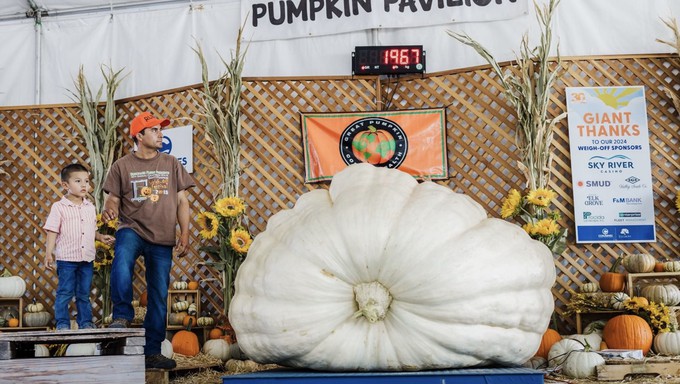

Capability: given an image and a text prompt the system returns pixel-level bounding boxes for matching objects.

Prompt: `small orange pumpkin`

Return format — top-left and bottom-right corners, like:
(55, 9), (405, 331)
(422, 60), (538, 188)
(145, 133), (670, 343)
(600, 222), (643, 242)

(600, 257), (626, 292)
(534, 328), (561, 359)
(654, 263), (665, 272)
(182, 315), (197, 328)
(171, 319), (199, 357)
(8, 318), (19, 327)
(187, 281), (199, 290)
(209, 328), (224, 340)
(602, 314), (653, 355)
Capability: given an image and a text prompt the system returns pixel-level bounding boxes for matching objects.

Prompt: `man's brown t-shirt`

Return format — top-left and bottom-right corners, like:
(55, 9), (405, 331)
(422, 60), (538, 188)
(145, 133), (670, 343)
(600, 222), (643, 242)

(103, 152), (195, 246)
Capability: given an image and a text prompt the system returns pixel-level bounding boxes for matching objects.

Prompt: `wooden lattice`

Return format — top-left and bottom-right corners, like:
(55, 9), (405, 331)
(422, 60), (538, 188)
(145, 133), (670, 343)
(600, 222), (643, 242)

(0, 54), (678, 332)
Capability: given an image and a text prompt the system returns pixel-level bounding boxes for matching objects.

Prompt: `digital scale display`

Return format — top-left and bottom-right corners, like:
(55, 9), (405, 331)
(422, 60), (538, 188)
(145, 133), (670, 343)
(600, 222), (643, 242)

(352, 45), (425, 75)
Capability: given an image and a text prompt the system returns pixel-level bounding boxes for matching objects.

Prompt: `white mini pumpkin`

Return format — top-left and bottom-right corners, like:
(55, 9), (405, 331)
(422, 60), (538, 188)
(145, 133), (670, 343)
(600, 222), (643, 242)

(229, 164), (556, 371)
(609, 292), (629, 310)
(622, 253), (656, 273)
(161, 339), (174, 359)
(664, 261), (680, 272)
(65, 343), (97, 356)
(34, 344), (50, 357)
(0, 270), (26, 298)
(641, 284), (680, 306)
(653, 331), (680, 355)
(564, 333), (602, 351)
(548, 338), (584, 367)
(203, 339), (232, 361)
(580, 282), (599, 293)
(562, 349), (605, 378)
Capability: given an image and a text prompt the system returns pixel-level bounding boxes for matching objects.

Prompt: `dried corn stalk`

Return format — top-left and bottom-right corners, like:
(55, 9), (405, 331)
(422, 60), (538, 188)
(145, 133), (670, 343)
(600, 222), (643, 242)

(66, 65), (126, 211)
(192, 24), (248, 199)
(657, 17), (680, 115)
(447, 0), (565, 191)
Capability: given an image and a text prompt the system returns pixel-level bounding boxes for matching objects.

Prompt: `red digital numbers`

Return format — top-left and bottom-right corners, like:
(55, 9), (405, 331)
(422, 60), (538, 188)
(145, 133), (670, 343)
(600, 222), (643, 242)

(382, 48), (420, 65)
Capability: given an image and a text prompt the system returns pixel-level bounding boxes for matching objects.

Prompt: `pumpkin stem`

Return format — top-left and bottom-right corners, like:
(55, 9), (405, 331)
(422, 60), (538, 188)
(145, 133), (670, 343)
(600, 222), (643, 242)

(610, 256), (624, 273)
(353, 281), (392, 323)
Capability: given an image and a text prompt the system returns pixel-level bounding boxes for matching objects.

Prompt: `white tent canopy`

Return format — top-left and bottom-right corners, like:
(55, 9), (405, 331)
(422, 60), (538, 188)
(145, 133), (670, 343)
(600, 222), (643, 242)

(0, 0), (678, 106)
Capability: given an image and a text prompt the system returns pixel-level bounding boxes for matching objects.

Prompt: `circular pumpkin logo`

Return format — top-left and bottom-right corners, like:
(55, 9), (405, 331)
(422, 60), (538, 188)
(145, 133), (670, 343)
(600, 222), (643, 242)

(339, 117), (407, 168)
(140, 187), (152, 197)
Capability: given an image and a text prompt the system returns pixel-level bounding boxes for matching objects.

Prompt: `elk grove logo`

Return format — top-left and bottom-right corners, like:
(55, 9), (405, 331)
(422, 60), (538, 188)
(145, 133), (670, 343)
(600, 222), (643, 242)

(340, 117), (408, 168)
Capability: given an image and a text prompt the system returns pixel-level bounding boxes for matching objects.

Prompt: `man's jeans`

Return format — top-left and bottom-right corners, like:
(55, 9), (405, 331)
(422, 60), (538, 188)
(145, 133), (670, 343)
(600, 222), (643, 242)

(111, 228), (172, 355)
(55, 260), (94, 329)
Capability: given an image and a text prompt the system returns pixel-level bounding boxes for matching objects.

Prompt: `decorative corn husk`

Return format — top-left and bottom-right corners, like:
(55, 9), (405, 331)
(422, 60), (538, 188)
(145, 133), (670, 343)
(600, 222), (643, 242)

(447, 0), (565, 191)
(656, 17), (680, 115)
(66, 65), (126, 211)
(192, 24), (248, 199)
(192, 25), (250, 317)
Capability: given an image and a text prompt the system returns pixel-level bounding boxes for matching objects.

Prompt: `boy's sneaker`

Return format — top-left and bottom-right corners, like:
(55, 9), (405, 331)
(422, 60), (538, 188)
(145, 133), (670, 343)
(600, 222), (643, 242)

(55, 326), (70, 332)
(80, 323), (97, 329)
(145, 354), (177, 369)
(108, 318), (130, 328)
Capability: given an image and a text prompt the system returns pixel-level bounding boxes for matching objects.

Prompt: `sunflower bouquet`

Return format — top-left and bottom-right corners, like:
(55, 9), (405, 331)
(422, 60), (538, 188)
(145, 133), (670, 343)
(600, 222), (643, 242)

(93, 214), (117, 323)
(197, 196), (253, 315)
(500, 188), (568, 255)
(624, 296), (675, 335)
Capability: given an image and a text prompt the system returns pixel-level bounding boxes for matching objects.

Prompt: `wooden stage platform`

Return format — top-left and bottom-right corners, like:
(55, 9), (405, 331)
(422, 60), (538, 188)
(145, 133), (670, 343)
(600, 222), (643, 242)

(0, 328), (145, 383)
(223, 367), (544, 384)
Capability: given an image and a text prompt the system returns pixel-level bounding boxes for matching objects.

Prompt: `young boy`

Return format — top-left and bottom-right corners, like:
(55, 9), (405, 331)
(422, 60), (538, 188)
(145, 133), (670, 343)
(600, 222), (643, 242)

(44, 163), (114, 330)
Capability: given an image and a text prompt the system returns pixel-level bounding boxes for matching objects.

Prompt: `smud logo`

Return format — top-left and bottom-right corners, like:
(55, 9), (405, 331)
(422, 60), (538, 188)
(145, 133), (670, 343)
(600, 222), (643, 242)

(340, 117), (408, 168)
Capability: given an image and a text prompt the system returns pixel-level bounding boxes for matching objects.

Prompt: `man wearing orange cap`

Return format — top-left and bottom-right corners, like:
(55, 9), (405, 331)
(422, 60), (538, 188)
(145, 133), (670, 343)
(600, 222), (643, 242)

(101, 111), (195, 369)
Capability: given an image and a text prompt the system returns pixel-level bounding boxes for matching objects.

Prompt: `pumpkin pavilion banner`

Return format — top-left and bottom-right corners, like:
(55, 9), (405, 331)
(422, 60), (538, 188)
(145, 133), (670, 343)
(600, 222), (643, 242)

(566, 86), (656, 243)
(301, 109), (447, 182)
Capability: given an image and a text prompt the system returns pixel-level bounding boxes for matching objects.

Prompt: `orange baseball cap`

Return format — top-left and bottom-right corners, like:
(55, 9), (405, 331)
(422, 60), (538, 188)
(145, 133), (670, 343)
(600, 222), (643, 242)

(130, 112), (170, 137)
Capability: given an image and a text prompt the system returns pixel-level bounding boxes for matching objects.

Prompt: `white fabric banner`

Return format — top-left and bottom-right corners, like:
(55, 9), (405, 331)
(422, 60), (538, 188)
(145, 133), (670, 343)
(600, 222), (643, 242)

(566, 86), (656, 244)
(241, 0), (528, 41)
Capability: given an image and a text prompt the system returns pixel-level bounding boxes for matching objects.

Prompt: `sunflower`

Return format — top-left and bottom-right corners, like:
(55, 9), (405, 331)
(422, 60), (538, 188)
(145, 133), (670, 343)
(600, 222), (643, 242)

(95, 240), (110, 251)
(533, 218), (560, 236)
(96, 214), (104, 228)
(197, 211), (220, 239)
(106, 217), (118, 230)
(500, 189), (522, 218)
(526, 188), (557, 207)
(522, 223), (537, 236)
(230, 228), (253, 253)
(214, 197), (246, 218)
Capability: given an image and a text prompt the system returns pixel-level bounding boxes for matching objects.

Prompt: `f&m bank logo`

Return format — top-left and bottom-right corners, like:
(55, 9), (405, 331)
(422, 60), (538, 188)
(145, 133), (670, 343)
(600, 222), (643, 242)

(161, 136), (172, 154)
(587, 154), (633, 174)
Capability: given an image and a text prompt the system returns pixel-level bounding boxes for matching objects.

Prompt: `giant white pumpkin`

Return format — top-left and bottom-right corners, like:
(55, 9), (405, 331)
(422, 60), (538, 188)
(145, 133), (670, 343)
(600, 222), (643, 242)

(229, 164), (556, 371)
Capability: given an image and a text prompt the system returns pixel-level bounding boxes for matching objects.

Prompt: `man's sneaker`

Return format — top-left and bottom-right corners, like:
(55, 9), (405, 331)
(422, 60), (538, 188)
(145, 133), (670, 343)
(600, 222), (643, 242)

(108, 318), (130, 328)
(80, 323), (97, 329)
(145, 354), (177, 369)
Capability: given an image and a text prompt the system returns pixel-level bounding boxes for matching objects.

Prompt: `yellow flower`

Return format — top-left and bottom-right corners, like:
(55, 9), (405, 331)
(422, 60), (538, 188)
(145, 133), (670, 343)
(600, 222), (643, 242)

(197, 211), (220, 239)
(95, 240), (110, 251)
(500, 189), (522, 218)
(214, 197), (246, 218)
(230, 228), (253, 254)
(523, 223), (536, 235)
(107, 217), (118, 230)
(96, 214), (104, 228)
(534, 218), (560, 236)
(526, 188), (557, 207)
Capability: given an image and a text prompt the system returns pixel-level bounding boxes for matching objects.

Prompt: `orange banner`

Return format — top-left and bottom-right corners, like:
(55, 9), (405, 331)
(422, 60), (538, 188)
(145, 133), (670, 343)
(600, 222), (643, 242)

(301, 109), (447, 182)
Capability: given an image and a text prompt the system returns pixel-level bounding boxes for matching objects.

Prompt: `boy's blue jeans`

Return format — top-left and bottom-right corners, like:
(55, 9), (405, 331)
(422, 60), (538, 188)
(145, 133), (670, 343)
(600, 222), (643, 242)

(111, 228), (172, 356)
(55, 260), (94, 329)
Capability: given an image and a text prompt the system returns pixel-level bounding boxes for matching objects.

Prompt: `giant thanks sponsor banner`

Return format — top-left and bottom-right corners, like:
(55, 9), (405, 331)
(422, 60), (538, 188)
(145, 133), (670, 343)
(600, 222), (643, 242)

(301, 109), (447, 182)
(567, 86), (655, 243)
(242, 0), (527, 41)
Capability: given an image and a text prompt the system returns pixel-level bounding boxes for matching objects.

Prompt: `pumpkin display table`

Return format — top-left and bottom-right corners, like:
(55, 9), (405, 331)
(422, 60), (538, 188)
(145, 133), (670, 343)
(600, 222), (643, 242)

(222, 367), (544, 384)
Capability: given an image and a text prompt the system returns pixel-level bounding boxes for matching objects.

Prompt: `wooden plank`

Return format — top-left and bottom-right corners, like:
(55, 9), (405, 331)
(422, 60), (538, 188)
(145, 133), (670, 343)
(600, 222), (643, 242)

(597, 361), (680, 381)
(0, 355), (144, 383)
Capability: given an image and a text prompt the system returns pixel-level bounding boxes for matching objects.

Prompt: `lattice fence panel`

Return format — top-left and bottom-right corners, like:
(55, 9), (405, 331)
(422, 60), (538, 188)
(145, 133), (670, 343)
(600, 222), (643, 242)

(0, 55), (678, 333)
